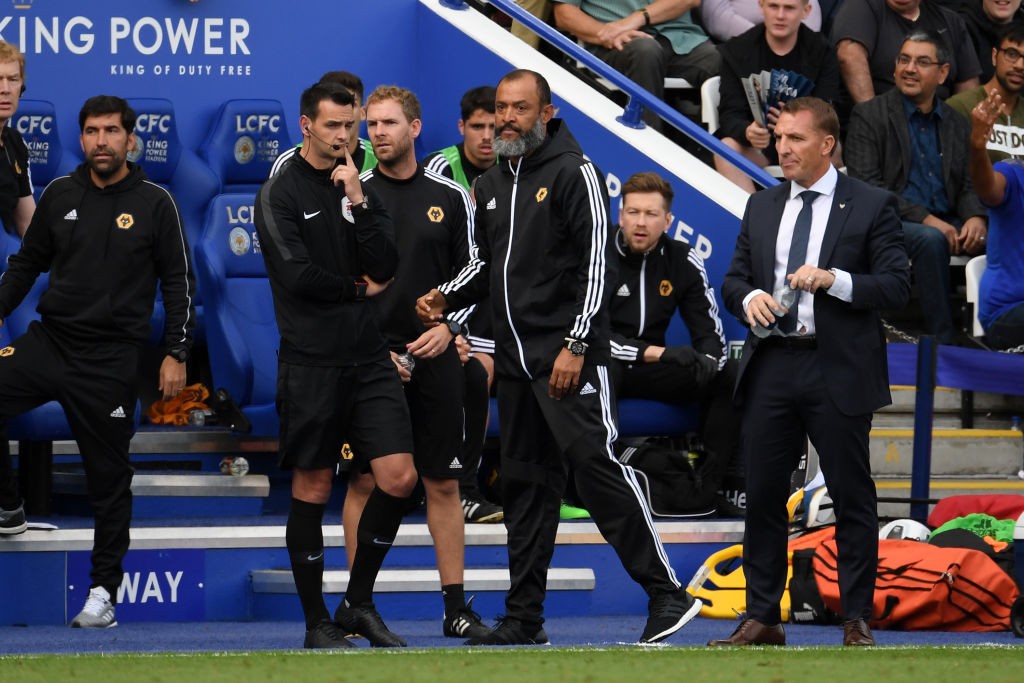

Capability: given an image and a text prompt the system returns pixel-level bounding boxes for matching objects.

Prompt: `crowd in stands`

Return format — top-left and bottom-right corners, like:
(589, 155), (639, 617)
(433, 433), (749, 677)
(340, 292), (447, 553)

(486, 0), (1024, 348)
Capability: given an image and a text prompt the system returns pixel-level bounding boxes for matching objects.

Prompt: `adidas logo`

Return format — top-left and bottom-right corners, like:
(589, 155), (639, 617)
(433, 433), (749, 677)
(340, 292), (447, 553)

(109, 405), (127, 418)
(64, 209), (78, 221)
(579, 382), (597, 396)
(449, 457), (463, 470)
(616, 284), (630, 297)
(485, 197), (496, 210)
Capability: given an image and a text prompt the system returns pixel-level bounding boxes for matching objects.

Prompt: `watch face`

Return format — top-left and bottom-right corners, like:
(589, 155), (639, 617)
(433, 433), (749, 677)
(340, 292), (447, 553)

(448, 321), (461, 336)
(569, 340), (585, 355)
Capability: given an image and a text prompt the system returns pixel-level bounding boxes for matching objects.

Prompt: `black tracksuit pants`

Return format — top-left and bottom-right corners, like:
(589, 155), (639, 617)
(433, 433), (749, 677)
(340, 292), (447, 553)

(497, 363), (680, 625)
(0, 322), (138, 598)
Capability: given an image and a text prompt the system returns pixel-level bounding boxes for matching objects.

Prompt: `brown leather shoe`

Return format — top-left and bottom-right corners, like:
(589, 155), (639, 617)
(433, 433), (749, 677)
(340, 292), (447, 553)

(707, 618), (786, 646)
(842, 618), (875, 646)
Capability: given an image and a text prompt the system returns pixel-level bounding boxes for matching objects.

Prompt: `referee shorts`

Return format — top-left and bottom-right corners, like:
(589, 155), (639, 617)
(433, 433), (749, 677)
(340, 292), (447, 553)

(276, 357), (413, 471)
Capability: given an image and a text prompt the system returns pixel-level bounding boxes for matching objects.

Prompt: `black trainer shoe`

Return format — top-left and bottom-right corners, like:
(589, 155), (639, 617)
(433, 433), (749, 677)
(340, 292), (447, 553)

(0, 500), (27, 535)
(334, 600), (407, 647)
(464, 616), (549, 646)
(639, 588), (702, 644)
(443, 596), (491, 639)
(304, 619), (354, 649)
(461, 494), (503, 523)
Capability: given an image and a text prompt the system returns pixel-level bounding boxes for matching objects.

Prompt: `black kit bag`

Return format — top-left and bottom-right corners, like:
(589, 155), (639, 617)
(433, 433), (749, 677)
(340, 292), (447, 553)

(615, 436), (722, 518)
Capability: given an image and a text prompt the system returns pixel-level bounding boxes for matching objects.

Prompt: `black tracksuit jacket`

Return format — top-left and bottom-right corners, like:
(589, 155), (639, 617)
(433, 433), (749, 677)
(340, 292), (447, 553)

(0, 162), (194, 353)
(442, 119), (613, 381)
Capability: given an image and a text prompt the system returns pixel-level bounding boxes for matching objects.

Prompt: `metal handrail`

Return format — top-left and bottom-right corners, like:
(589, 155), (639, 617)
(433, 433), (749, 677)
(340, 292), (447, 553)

(439, 0), (778, 188)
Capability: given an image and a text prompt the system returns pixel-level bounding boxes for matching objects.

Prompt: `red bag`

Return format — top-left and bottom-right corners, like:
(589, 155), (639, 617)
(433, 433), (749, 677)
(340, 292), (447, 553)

(927, 494), (1024, 529)
(813, 538), (1020, 631)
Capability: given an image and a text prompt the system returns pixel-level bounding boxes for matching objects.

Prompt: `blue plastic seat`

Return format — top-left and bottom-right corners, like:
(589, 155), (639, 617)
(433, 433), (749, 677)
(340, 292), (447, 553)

(199, 99), (293, 193)
(193, 193), (279, 436)
(10, 99), (79, 202)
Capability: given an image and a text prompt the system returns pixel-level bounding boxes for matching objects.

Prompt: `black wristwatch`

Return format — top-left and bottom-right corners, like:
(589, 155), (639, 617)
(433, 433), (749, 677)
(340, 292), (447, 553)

(443, 318), (466, 338)
(564, 337), (588, 356)
(168, 346), (190, 363)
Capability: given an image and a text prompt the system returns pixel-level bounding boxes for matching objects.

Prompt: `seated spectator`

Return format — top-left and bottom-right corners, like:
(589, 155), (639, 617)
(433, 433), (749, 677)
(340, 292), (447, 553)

(948, 0), (1024, 82)
(511, 0), (554, 48)
(714, 0), (840, 193)
(948, 22), (1024, 162)
(608, 171), (741, 513)
(969, 86), (1024, 349)
(846, 31), (988, 345)
(553, 0), (720, 128)
(832, 0), (980, 108)
(701, 0), (821, 43)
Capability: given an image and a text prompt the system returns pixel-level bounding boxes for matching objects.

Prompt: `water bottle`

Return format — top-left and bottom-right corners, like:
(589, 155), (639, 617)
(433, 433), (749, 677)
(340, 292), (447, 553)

(751, 285), (798, 338)
(396, 352), (416, 374)
(219, 456), (249, 476)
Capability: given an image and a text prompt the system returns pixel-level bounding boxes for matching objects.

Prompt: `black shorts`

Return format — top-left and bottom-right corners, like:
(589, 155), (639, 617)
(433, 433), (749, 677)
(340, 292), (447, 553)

(405, 344), (465, 480)
(277, 357), (413, 471)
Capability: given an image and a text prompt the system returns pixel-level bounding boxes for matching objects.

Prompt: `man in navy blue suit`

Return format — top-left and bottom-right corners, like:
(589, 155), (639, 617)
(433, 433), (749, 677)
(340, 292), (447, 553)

(714, 96), (910, 647)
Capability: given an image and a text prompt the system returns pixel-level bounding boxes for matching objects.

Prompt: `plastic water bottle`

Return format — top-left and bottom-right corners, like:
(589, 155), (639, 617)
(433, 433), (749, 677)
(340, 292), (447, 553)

(751, 285), (798, 338)
(219, 456), (249, 476)
(396, 352), (416, 374)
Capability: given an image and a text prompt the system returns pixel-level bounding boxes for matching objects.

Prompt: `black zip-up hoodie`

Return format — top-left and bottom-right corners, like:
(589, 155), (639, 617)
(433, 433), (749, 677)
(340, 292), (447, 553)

(608, 230), (726, 364)
(0, 162), (195, 352)
(442, 119), (614, 381)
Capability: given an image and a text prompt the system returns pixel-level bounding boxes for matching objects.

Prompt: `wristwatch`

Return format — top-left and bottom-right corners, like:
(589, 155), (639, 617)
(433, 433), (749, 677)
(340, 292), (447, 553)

(564, 337), (588, 356)
(168, 346), (190, 363)
(351, 196), (370, 213)
(443, 318), (466, 338)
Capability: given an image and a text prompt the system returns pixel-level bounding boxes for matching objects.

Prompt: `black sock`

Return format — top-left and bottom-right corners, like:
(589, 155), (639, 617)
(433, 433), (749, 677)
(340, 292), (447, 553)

(442, 583), (466, 616)
(286, 498), (330, 629)
(344, 486), (408, 606)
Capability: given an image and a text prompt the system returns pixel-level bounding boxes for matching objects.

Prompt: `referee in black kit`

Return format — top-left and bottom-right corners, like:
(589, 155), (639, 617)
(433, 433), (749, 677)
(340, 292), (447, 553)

(255, 81), (417, 649)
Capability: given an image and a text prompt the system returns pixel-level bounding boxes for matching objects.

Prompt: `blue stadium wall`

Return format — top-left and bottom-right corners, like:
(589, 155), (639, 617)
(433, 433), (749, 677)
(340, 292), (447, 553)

(12, 0), (747, 341)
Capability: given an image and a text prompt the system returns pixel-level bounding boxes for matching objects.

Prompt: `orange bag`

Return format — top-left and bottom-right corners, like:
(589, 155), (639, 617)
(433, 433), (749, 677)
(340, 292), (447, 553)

(146, 383), (210, 426)
(813, 538), (1020, 631)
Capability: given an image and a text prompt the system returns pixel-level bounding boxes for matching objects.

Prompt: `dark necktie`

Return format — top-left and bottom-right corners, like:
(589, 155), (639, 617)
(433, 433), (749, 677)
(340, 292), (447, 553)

(778, 190), (820, 334)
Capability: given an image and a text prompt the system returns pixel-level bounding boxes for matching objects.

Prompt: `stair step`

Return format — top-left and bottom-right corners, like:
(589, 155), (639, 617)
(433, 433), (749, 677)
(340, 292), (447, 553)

(869, 428), (1022, 476)
(251, 567), (596, 594)
(52, 472), (270, 497)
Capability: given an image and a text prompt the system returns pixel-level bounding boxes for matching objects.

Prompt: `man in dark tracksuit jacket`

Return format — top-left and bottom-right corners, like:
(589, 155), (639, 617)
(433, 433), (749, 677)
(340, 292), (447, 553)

(417, 70), (701, 646)
(0, 95), (195, 628)
(608, 173), (742, 513)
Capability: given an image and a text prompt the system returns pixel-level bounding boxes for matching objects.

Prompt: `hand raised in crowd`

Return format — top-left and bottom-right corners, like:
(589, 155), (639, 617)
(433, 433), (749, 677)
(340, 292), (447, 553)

(549, 347), (584, 400)
(970, 89), (1005, 149)
(415, 288), (448, 325)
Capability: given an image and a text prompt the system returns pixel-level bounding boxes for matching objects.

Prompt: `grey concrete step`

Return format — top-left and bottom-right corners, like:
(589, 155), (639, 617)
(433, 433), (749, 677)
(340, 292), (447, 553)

(52, 471), (270, 498)
(251, 567), (596, 594)
(868, 427), (1023, 477)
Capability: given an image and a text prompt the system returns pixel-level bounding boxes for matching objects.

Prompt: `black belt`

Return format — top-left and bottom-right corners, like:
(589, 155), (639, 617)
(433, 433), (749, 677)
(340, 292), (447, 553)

(760, 335), (817, 350)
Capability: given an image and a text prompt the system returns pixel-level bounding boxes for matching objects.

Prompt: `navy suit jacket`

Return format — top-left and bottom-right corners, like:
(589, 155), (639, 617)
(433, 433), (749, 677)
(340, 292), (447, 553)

(722, 172), (911, 416)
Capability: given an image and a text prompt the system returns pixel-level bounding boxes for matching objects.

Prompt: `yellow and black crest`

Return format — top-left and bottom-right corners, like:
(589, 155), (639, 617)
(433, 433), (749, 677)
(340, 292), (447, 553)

(116, 213), (135, 230)
(0, 346), (14, 358)
(659, 280), (673, 296)
(427, 206), (444, 223)
(340, 443), (354, 461)
(536, 187), (548, 203)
